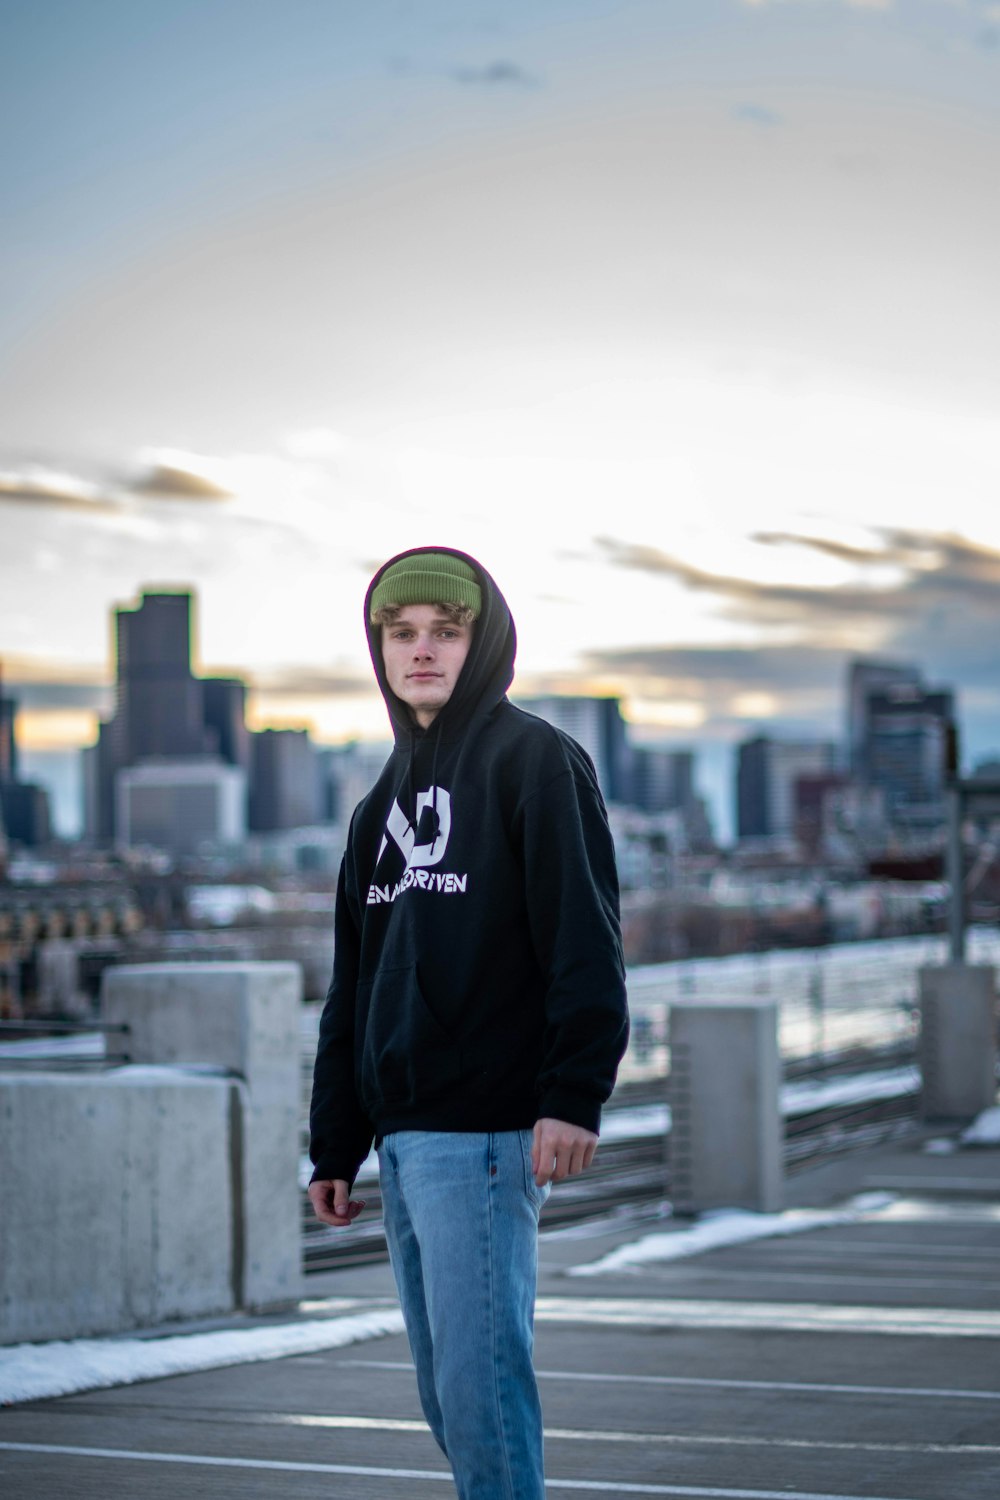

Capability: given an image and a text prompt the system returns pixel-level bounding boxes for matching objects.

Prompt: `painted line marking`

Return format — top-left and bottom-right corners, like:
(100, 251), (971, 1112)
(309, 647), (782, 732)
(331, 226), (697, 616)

(344, 1356), (1000, 1403)
(865, 1176), (1000, 1193)
(743, 1238), (1000, 1261)
(649, 1269), (1000, 1294)
(535, 1295), (1000, 1338)
(261, 1412), (1000, 1456)
(0, 1442), (933, 1500)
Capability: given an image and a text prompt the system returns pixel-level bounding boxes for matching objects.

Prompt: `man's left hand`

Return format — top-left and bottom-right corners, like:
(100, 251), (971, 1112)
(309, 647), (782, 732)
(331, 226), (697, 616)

(532, 1117), (598, 1187)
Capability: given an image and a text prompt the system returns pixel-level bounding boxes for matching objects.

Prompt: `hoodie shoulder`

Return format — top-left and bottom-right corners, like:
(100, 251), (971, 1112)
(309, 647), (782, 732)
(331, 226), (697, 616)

(492, 702), (603, 798)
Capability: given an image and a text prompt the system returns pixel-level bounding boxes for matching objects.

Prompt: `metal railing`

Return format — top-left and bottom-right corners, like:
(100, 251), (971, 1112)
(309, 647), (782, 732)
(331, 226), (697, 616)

(0, 1019), (131, 1069)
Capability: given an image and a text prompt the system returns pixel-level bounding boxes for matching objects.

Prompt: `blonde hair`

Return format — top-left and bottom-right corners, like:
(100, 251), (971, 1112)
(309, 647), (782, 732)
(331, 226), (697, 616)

(373, 600), (476, 628)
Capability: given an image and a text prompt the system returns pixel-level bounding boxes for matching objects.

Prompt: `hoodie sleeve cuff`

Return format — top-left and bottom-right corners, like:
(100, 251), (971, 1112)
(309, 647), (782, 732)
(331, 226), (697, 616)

(537, 1087), (603, 1136)
(310, 1154), (362, 1190)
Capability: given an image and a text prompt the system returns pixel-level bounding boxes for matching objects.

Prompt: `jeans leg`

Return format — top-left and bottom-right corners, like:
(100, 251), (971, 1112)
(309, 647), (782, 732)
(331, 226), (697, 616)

(384, 1130), (548, 1500)
(378, 1136), (448, 1454)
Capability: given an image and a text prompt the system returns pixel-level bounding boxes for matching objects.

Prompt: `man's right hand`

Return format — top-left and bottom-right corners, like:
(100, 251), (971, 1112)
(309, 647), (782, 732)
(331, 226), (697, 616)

(308, 1178), (366, 1227)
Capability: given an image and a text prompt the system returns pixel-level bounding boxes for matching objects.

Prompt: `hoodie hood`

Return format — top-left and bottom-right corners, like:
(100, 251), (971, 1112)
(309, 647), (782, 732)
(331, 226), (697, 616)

(365, 546), (517, 746)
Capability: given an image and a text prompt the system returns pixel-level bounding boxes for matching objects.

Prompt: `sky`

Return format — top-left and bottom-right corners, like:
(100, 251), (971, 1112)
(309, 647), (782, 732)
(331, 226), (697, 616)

(2, 0), (1000, 837)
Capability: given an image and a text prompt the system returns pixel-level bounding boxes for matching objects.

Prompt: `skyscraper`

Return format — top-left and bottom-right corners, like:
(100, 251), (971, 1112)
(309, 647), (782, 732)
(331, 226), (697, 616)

(203, 677), (251, 775)
(249, 728), (321, 832)
(88, 590), (247, 844)
(864, 682), (955, 815)
(847, 659), (921, 781)
(736, 735), (837, 842)
(114, 593), (211, 763)
(515, 695), (633, 805)
(0, 664), (17, 784)
(631, 746), (694, 815)
(0, 662), (52, 847)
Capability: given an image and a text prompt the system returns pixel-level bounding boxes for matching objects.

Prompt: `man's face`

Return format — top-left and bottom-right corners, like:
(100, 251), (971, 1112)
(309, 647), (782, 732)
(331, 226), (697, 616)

(381, 604), (473, 729)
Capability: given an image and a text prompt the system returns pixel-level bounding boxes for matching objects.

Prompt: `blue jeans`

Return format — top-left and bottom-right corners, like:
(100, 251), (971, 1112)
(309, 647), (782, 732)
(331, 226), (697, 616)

(378, 1130), (550, 1500)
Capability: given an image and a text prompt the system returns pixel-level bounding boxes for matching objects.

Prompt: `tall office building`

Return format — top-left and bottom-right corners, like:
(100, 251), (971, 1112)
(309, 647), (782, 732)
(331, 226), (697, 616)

(249, 728), (322, 832)
(515, 695), (633, 805)
(736, 735), (837, 842)
(203, 677), (251, 775)
(864, 682), (955, 815)
(88, 591), (255, 845)
(847, 659), (921, 780)
(0, 677), (17, 785)
(631, 746), (694, 815)
(114, 593), (211, 763)
(0, 663), (52, 847)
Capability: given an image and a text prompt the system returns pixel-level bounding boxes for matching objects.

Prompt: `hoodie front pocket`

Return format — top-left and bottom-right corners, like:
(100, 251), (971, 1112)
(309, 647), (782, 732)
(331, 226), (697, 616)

(359, 964), (461, 1110)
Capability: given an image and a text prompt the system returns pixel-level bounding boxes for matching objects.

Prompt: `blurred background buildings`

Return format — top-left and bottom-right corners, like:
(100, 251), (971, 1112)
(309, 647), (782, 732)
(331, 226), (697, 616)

(3, 579), (995, 1023)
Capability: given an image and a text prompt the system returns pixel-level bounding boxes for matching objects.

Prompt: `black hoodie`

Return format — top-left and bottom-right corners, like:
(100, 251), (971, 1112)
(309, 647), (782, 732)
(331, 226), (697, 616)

(309, 546), (629, 1188)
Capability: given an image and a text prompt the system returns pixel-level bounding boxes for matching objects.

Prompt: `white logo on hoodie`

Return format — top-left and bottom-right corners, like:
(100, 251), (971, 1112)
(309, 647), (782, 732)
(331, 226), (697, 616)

(368, 787), (467, 905)
(378, 786), (452, 869)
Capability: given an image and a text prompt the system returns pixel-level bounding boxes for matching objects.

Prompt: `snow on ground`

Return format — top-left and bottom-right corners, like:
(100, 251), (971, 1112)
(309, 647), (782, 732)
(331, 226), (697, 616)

(961, 1106), (1000, 1147)
(0, 1305), (405, 1408)
(567, 1193), (896, 1277)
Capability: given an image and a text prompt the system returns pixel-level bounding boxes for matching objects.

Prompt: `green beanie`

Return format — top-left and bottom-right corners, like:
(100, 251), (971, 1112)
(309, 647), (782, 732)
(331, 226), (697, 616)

(370, 551), (482, 620)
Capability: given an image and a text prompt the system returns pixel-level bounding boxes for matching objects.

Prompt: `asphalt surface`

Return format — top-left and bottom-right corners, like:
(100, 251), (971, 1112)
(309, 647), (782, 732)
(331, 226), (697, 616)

(2, 1127), (999, 1500)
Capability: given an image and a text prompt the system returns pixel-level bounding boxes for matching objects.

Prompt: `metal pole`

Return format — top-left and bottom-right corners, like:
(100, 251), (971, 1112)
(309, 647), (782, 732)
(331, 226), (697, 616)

(946, 783), (964, 962)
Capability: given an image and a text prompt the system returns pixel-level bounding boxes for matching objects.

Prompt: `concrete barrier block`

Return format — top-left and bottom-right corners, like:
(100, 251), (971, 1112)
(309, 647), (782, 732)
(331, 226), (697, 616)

(919, 964), (998, 1121)
(102, 962), (302, 1311)
(669, 997), (783, 1215)
(0, 1070), (234, 1345)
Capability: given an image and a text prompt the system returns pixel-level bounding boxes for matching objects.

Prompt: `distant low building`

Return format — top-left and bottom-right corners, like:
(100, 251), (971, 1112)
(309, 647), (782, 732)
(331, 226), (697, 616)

(117, 758), (247, 855)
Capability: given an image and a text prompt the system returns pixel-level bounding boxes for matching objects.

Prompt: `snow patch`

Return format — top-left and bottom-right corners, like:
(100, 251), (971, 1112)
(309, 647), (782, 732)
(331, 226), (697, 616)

(567, 1192), (895, 1276)
(961, 1105), (1000, 1148)
(0, 1306), (405, 1407)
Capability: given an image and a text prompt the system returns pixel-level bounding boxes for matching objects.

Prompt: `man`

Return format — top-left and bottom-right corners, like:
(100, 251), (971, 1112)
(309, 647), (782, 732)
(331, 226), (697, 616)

(309, 547), (628, 1499)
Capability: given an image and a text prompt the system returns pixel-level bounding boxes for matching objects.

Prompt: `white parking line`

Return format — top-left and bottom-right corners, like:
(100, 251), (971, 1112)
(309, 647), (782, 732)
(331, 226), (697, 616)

(345, 1356), (1000, 1403)
(641, 1269), (1000, 1294)
(0, 1442), (933, 1500)
(266, 1412), (1000, 1456)
(535, 1295), (1000, 1338)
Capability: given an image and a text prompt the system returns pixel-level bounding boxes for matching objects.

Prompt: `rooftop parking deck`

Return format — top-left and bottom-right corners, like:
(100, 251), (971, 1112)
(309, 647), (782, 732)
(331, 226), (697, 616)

(2, 1125), (999, 1500)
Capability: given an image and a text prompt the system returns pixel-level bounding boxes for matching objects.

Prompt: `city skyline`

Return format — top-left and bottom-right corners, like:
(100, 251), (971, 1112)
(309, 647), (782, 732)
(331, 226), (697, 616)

(2, 577), (972, 846)
(4, 1), (1000, 835)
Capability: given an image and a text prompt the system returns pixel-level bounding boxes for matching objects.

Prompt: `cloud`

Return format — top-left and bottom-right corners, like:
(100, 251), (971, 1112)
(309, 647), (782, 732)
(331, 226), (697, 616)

(595, 528), (1000, 637)
(755, 527), (1000, 606)
(589, 526), (1000, 748)
(581, 640), (849, 744)
(128, 461), (232, 500)
(732, 102), (783, 128)
(1, 450), (233, 514)
(593, 534), (910, 631)
(0, 468), (118, 513)
(740, 0), (892, 10)
(0, 660), (112, 714)
(282, 428), (348, 462)
(449, 60), (539, 87)
(753, 531), (893, 566)
(247, 666), (376, 698)
(584, 642), (844, 690)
